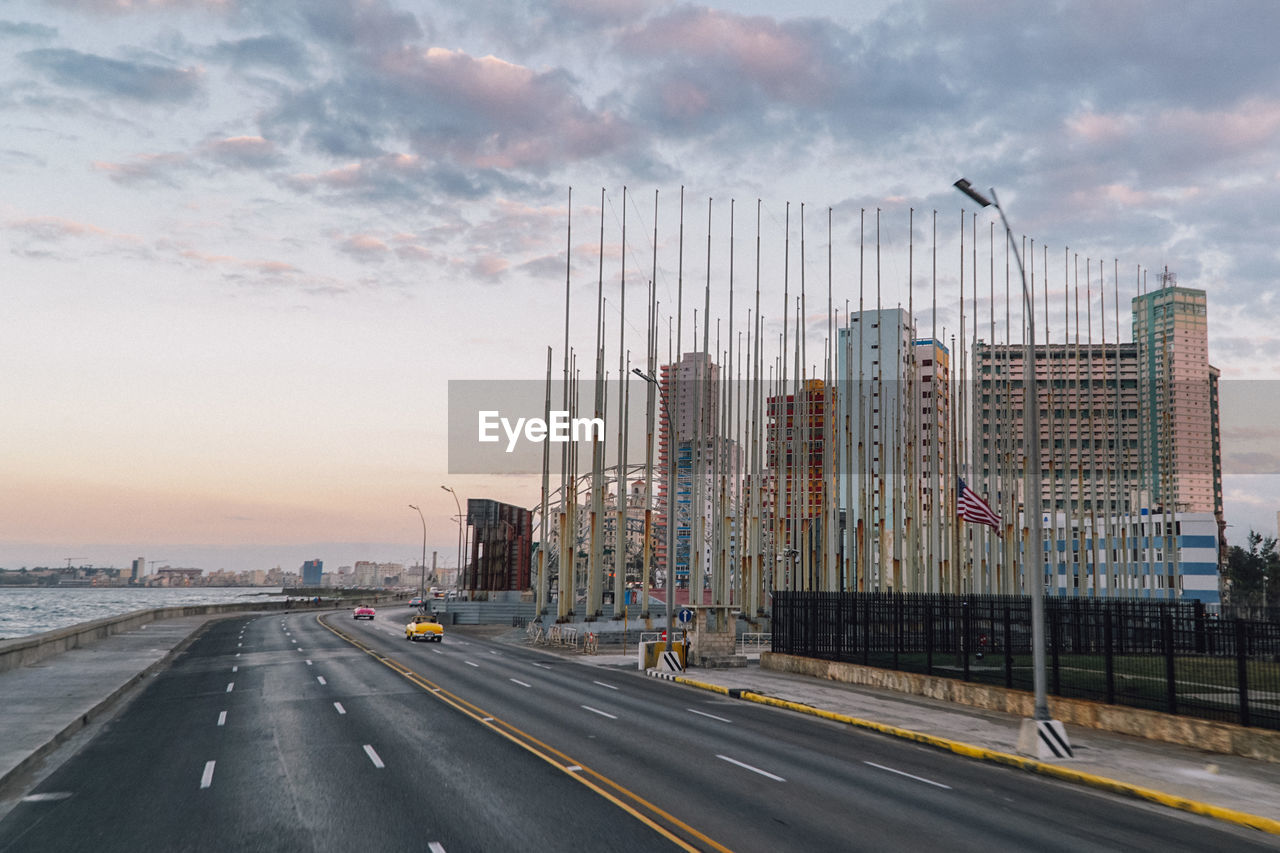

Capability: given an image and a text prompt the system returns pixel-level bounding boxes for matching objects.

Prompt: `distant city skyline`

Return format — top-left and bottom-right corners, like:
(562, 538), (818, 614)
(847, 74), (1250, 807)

(3, 0), (1278, 571)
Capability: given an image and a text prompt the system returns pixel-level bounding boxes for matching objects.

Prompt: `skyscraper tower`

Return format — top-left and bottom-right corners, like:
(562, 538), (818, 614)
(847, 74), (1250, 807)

(1131, 271), (1217, 515)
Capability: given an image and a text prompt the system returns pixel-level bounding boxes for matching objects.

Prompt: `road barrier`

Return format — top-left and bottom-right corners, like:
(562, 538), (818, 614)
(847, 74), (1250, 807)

(738, 633), (772, 655)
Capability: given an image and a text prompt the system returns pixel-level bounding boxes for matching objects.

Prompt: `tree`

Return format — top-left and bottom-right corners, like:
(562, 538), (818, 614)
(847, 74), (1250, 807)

(1224, 531), (1280, 607)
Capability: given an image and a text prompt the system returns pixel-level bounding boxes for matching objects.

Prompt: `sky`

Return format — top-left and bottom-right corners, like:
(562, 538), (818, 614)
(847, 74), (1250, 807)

(2, 0), (1278, 573)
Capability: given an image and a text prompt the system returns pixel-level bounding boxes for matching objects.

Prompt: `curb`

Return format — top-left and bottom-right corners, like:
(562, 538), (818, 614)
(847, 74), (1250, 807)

(646, 670), (1280, 837)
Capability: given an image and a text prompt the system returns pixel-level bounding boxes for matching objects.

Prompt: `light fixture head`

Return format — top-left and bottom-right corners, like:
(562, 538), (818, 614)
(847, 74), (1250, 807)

(953, 178), (993, 208)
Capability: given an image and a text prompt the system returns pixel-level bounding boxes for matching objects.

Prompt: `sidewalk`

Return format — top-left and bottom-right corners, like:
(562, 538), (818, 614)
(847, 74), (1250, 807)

(536, 640), (1280, 835)
(0, 614), (243, 807)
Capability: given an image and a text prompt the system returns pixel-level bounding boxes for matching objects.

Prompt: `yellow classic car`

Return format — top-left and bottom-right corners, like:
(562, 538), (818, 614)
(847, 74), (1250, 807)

(405, 614), (444, 642)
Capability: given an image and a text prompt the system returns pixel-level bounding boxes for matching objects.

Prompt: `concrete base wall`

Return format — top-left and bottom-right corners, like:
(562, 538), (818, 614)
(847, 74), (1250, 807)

(761, 652), (1280, 763)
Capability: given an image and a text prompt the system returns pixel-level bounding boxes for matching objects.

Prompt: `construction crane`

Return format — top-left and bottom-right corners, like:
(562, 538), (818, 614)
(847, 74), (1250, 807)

(65, 557), (85, 569)
(148, 559), (169, 573)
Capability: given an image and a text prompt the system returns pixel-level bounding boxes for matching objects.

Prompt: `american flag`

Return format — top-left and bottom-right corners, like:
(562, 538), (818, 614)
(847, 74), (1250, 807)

(957, 478), (1002, 536)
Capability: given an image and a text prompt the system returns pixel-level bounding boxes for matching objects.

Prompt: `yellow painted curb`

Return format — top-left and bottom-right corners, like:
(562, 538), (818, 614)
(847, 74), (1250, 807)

(668, 675), (1280, 836)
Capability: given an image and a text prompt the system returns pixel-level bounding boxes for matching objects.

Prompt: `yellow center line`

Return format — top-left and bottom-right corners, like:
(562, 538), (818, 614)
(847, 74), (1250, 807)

(317, 615), (732, 853)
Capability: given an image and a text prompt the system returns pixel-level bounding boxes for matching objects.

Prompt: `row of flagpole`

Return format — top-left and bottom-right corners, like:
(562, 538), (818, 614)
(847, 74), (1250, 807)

(532, 187), (1178, 622)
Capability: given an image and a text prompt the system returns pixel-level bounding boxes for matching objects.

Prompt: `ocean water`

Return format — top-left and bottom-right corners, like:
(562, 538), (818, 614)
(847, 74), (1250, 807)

(0, 587), (287, 640)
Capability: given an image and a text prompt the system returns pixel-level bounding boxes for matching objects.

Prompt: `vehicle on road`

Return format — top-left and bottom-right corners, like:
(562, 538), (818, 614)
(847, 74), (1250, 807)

(408, 597), (425, 608)
(405, 614), (444, 642)
(353, 605), (376, 620)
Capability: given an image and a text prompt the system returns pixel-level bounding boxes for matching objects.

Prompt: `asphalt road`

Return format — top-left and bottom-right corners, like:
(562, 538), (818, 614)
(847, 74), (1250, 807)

(2, 609), (1277, 852)
(338, 612), (1280, 853)
(0, 612), (685, 853)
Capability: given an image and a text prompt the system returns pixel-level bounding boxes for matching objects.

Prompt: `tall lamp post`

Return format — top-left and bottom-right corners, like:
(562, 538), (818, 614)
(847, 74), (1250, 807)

(633, 367), (676, 653)
(409, 504), (427, 602)
(441, 485), (464, 597)
(954, 179), (1068, 756)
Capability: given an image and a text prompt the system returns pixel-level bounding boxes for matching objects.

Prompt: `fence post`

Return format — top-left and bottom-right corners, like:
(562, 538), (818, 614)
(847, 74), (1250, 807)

(1104, 609), (1115, 705)
(893, 593), (901, 670)
(862, 594), (870, 666)
(962, 600), (971, 682)
(1050, 608), (1061, 696)
(1003, 605), (1013, 688)
(1194, 600), (1206, 654)
(925, 604), (934, 676)
(1162, 611), (1177, 715)
(1235, 619), (1251, 728)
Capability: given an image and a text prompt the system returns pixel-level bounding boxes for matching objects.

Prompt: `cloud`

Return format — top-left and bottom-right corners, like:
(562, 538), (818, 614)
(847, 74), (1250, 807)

(300, 0), (424, 53)
(43, 0), (237, 11)
(20, 47), (202, 103)
(6, 214), (147, 261)
(205, 135), (283, 169)
(0, 20), (58, 39)
(337, 233), (391, 261)
(209, 35), (308, 75)
(92, 152), (193, 186)
(8, 215), (140, 243)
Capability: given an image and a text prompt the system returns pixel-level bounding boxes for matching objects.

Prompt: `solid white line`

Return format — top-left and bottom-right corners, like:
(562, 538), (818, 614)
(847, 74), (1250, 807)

(316, 676), (327, 685)
(581, 705), (617, 720)
(225, 682), (234, 693)
(510, 678), (532, 688)
(217, 711), (227, 727)
(593, 680), (619, 690)
(363, 745), (385, 769)
(863, 761), (952, 789)
(334, 702), (346, 715)
(716, 754), (784, 782)
(465, 661), (479, 667)
(688, 708), (732, 723)
(428, 843), (446, 853)
(21, 793), (73, 802)
(200, 760), (216, 789)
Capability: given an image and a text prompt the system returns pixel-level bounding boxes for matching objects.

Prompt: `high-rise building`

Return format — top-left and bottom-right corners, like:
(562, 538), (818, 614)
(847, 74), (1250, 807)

(657, 352), (722, 588)
(1132, 274), (1218, 516)
(970, 273), (1223, 600)
(972, 342), (1141, 516)
(301, 559), (323, 587)
(831, 309), (952, 591)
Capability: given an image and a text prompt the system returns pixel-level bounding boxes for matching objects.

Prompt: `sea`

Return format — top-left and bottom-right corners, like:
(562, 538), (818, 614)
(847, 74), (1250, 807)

(0, 587), (287, 640)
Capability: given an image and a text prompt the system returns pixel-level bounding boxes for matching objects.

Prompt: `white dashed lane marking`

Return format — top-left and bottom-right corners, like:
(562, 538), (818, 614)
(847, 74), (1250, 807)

(200, 761), (216, 789)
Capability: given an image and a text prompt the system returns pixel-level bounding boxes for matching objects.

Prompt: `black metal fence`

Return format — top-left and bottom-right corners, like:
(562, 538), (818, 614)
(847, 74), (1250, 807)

(772, 592), (1280, 731)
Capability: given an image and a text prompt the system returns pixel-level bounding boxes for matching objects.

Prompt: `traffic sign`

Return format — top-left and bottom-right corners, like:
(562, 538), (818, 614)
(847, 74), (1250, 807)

(678, 607), (693, 625)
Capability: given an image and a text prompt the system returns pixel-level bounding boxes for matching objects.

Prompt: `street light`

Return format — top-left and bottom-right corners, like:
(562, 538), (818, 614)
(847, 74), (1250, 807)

(409, 504), (427, 602)
(633, 366), (676, 652)
(441, 485), (464, 597)
(954, 180), (1062, 752)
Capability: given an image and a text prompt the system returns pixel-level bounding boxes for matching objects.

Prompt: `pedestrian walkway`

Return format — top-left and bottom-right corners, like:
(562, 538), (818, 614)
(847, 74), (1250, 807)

(524, 636), (1280, 835)
(0, 614), (244, 810)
